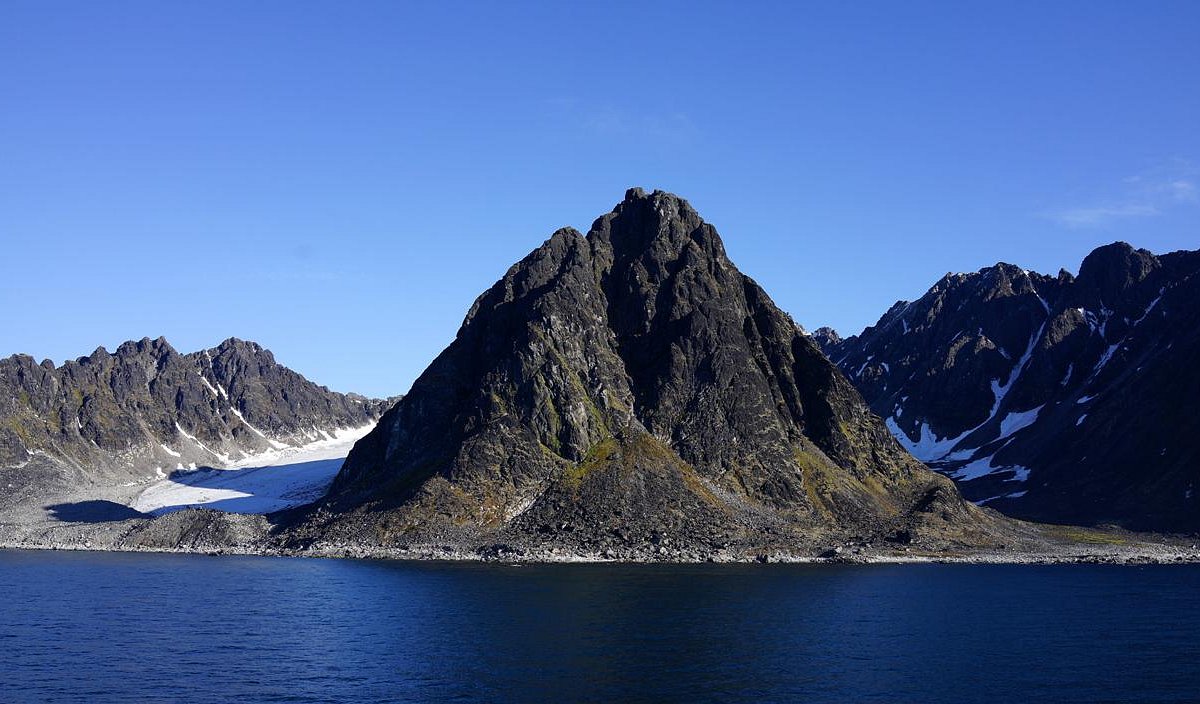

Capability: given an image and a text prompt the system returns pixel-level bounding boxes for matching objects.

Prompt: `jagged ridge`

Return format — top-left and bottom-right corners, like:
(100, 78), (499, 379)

(821, 242), (1200, 531)
(0, 337), (389, 510)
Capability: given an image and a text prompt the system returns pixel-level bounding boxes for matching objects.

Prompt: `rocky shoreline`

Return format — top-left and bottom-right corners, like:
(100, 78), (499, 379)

(5, 542), (1199, 566)
(3, 511), (1197, 566)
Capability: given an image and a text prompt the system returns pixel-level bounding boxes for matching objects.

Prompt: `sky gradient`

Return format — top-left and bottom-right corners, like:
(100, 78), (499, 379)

(2, 1), (1197, 398)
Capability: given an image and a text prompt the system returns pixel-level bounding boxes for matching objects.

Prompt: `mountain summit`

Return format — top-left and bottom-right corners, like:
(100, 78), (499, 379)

(294, 189), (999, 556)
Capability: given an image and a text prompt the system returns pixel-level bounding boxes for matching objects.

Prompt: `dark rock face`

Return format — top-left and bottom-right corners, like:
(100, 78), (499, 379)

(810, 327), (843, 351)
(0, 337), (389, 507)
(824, 242), (1200, 532)
(301, 189), (996, 552)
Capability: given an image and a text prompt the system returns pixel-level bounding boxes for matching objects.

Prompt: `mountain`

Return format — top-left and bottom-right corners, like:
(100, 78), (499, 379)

(810, 326), (843, 350)
(0, 337), (389, 512)
(287, 188), (1005, 558)
(820, 243), (1200, 532)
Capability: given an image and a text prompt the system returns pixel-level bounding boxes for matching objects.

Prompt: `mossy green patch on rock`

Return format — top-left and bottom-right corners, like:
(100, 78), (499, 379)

(793, 445), (835, 520)
(5, 415), (35, 445)
(1046, 526), (1130, 546)
(563, 436), (618, 490)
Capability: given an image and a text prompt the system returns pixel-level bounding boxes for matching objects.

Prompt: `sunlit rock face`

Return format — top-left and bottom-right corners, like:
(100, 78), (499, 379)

(0, 336), (389, 511)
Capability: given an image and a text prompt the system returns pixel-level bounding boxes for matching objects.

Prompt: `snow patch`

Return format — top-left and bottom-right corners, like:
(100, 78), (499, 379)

(229, 407), (289, 450)
(997, 405), (1043, 439)
(174, 422), (231, 465)
(952, 453), (1032, 483)
(886, 417), (973, 463)
(940, 447), (977, 462)
(975, 489), (1028, 506)
(159, 444), (181, 458)
(1093, 343), (1120, 376)
(985, 322), (1045, 423)
(887, 324), (1044, 464)
(1031, 288), (1050, 314)
(198, 374), (220, 397)
(953, 454), (998, 481)
(854, 354), (875, 379)
(131, 424), (374, 515)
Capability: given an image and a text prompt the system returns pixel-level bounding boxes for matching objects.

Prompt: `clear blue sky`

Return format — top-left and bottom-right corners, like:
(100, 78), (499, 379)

(2, 1), (1197, 398)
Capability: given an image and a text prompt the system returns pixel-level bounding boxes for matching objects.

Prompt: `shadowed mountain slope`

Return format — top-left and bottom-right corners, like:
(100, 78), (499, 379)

(820, 243), (1200, 532)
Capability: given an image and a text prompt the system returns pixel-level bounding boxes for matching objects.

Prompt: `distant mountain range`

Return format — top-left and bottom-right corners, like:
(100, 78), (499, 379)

(285, 188), (1006, 558)
(818, 242), (1200, 532)
(0, 337), (389, 511)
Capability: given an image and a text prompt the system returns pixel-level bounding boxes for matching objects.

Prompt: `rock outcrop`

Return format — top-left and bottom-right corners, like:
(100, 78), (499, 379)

(809, 326), (843, 350)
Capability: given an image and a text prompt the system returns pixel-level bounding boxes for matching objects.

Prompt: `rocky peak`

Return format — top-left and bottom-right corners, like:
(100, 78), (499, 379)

(590, 188), (715, 268)
(1075, 242), (1160, 301)
(203, 338), (278, 382)
(115, 336), (175, 357)
(810, 327), (843, 353)
(587, 192), (743, 420)
(83, 346), (111, 364)
(312, 189), (986, 553)
(210, 337), (268, 360)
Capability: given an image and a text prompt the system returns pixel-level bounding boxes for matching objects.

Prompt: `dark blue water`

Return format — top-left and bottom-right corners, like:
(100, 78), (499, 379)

(1, 551), (1198, 703)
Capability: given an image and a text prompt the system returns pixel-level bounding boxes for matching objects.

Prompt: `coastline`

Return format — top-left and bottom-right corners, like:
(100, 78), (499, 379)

(3, 531), (1198, 566)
